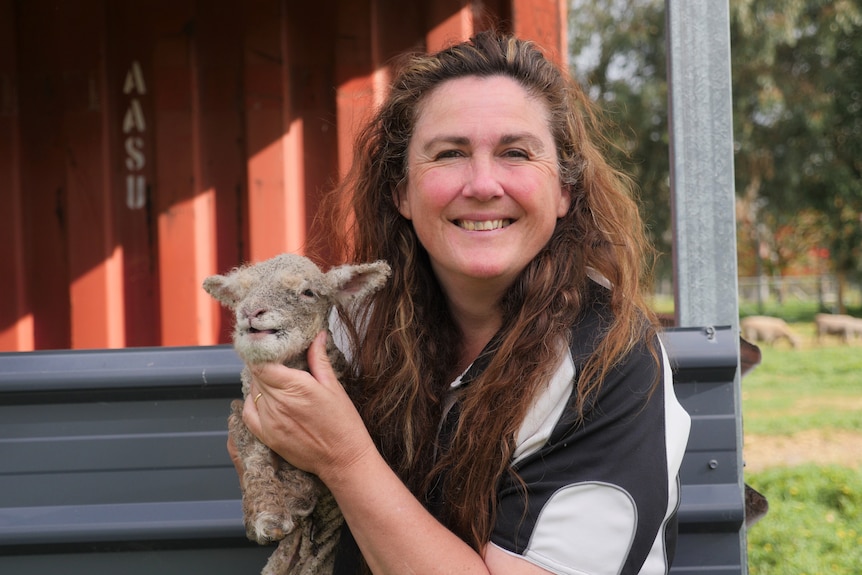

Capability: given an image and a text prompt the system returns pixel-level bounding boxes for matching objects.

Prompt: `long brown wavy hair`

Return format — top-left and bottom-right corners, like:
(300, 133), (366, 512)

(317, 30), (658, 553)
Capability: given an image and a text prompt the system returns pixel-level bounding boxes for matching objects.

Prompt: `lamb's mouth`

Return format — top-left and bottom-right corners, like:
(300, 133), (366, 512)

(454, 219), (513, 231)
(247, 327), (278, 336)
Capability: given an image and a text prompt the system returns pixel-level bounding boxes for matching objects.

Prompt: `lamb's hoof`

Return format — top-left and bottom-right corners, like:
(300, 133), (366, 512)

(249, 512), (293, 544)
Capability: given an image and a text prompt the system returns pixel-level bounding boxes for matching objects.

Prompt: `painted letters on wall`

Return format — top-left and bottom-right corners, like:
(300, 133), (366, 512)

(123, 61), (146, 210)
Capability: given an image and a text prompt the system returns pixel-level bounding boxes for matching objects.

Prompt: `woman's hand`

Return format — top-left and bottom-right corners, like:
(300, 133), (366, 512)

(240, 331), (375, 481)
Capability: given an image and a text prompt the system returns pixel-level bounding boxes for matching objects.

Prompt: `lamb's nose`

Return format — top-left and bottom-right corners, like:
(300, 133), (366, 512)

(242, 307), (266, 319)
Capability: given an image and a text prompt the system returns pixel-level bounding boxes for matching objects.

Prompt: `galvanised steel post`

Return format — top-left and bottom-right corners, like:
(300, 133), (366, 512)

(666, 1), (747, 573)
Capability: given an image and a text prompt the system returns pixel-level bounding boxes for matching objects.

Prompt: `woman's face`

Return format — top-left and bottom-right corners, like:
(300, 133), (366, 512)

(397, 75), (571, 296)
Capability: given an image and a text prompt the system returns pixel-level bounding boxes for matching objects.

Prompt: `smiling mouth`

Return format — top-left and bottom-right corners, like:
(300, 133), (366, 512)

(454, 219), (513, 231)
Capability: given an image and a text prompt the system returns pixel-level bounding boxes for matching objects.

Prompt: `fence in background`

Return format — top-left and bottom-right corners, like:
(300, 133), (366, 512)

(656, 274), (861, 313)
(738, 275), (861, 312)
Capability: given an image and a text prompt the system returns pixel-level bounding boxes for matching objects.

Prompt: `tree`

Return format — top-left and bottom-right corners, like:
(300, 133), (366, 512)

(569, 0), (862, 310)
(568, 0), (672, 281)
(730, 0), (862, 310)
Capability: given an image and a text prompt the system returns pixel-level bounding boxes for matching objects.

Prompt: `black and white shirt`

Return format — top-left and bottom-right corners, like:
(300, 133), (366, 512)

(332, 284), (691, 575)
(484, 293), (691, 575)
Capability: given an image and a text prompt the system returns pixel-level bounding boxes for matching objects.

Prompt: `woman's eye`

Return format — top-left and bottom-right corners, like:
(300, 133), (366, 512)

(502, 148), (529, 159)
(434, 149), (464, 160)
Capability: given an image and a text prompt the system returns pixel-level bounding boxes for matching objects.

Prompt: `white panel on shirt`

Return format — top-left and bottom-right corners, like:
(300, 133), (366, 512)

(523, 482), (636, 575)
(513, 347), (575, 463)
(640, 341), (691, 574)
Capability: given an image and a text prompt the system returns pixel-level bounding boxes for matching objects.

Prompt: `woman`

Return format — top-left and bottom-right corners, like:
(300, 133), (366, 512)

(240, 31), (691, 575)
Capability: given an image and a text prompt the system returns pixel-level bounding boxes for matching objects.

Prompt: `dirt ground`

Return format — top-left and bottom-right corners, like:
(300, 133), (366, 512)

(744, 429), (862, 473)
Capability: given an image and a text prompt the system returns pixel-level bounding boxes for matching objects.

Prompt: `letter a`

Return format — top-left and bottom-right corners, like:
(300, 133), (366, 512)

(123, 61), (147, 95)
(123, 100), (146, 134)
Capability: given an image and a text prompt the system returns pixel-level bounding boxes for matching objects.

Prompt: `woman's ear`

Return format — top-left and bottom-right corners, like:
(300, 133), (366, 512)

(393, 183), (412, 220)
(557, 184), (573, 218)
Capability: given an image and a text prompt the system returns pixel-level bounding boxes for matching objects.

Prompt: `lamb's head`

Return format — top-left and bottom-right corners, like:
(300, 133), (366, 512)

(203, 254), (391, 365)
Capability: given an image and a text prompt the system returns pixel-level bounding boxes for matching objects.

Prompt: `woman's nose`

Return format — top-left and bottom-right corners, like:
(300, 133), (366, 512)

(462, 156), (504, 200)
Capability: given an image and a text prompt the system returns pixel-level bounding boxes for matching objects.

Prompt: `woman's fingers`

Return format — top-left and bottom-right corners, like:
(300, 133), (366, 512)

(241, 379), (263, 438)
(239, 332), (373, 478)
(307, 331), (339, 389)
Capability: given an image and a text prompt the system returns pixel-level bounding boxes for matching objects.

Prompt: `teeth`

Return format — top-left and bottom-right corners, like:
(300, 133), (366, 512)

(457, 219), (511, 231)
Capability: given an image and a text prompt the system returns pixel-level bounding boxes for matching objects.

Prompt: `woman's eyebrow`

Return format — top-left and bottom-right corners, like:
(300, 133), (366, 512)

(420, 133), (545, 152)
(500, 132), (546, 151)
(420, 135), (470, 152)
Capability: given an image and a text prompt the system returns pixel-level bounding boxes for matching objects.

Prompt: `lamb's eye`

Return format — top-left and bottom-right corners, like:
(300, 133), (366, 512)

(301, 289), (316, 298)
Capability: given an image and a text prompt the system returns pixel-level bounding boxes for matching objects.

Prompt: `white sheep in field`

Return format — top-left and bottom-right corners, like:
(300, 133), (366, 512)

(814, 313), (862, 344)
(740, 315), (801, 349)
(203, 253), (391, 575)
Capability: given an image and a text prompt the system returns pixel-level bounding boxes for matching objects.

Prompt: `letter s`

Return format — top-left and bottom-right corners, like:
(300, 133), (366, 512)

(125, 137), (145, 171)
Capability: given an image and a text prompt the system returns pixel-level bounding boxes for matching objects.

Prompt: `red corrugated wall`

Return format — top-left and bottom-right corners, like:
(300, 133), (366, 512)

(0, 0), (566, 351)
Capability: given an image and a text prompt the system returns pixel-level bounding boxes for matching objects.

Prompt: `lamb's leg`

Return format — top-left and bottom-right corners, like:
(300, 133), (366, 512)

(276, 461), (321, 519)
(260, 491), (344, 575)
(229, 399), (292, 544)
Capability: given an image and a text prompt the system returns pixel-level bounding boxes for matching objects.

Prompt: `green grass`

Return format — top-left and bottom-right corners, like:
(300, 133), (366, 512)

(743, 325), (862, 574)
(747, 465), (862, 575)
(742, 326), (862, 435)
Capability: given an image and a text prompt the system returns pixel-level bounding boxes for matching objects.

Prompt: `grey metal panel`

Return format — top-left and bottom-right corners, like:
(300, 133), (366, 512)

(661, 327), (737, 381)
(0, 345), (250, 564)
(0, 346), (268, 569)
(0, 395), (242, 508)
(678, 485), (746, 529)
(0, 547), (272, 574)
(680, 448), (740, 486)
(675, 381), (736, 416)
(687, 415), (738, 451)
(0, 344), (243, 392)
(0, 468), (242, 509)
(673, 530), (744, 575)
(0, 333), (743, 570)
(0, 501), (243, 545)
(663, 326), (743, 574)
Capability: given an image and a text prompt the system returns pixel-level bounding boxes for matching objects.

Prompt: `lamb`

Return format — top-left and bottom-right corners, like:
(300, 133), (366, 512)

(814, 313), (862, 344)
(203, 253), (391, 575)
(740, 315), (801, 349)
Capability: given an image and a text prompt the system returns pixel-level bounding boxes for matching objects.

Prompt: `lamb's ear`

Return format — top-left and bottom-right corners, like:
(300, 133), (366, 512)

(328, 261), (392, 305)
(203, 274), (240, 309)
